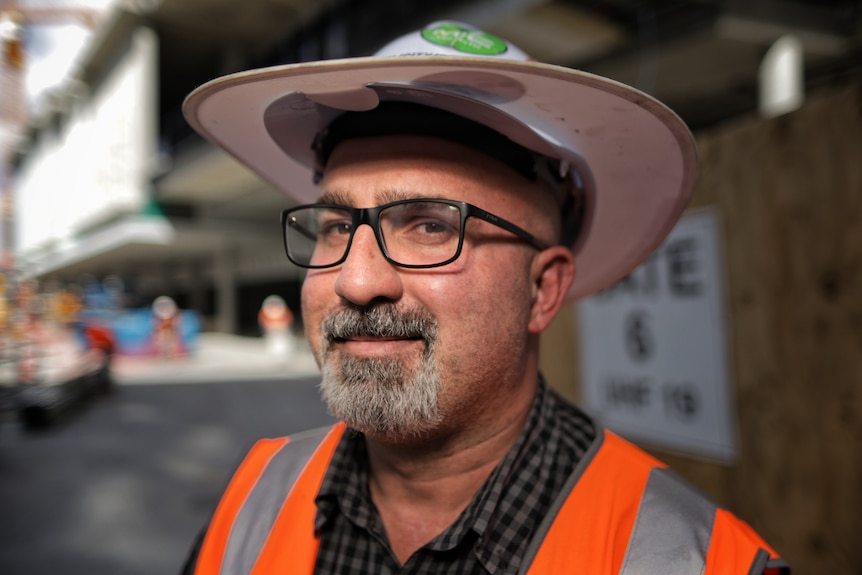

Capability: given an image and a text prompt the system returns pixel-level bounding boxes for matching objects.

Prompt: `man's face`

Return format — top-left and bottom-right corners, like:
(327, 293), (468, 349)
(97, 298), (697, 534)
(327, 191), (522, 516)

(301, 135), (560, 443)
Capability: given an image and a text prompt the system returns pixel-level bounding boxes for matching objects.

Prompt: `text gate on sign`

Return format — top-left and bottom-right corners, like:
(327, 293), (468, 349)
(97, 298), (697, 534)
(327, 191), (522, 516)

(577, 209), (737, 462)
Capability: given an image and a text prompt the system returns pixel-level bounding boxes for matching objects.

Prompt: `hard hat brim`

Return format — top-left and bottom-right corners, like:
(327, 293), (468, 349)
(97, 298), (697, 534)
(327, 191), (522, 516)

(183, 55), (698, 300)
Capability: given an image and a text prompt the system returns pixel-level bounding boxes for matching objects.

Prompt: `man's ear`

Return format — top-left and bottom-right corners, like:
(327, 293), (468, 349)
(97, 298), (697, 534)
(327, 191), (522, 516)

(528, 246), (575, 334)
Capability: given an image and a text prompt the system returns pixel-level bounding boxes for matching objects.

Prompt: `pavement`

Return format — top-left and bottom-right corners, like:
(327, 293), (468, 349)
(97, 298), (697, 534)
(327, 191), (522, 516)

(111, 332), (321, 385)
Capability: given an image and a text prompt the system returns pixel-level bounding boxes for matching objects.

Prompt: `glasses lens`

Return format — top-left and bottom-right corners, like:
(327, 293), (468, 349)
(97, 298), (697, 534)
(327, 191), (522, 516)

(380, 201), (462, 266)
(284, 206), (353, 267)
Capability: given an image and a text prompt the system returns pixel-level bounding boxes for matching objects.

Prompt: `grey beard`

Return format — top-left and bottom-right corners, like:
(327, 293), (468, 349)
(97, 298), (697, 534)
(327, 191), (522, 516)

(318, 304), (442, 439)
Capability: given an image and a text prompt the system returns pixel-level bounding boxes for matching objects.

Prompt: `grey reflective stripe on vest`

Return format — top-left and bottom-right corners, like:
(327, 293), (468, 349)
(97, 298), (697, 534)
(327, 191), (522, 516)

(220, 426), (331, 575)
(749, 549), (771, 575)
(750, 549), (791, 575)
(619, 467), (716, 575)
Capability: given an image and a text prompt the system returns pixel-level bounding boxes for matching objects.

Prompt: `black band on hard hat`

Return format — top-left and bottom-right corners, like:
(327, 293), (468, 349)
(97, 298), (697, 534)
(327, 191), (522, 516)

(312, 102), (547, 183)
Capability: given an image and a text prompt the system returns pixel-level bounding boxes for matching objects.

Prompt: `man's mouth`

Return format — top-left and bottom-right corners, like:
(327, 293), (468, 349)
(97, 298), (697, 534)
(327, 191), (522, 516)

(332, 334), (423, 343)
(332, 334), (425, 357)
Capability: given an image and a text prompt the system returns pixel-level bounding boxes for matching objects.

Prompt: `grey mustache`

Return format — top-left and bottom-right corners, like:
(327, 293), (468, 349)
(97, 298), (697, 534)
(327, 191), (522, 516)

(321, 305), (438, 341)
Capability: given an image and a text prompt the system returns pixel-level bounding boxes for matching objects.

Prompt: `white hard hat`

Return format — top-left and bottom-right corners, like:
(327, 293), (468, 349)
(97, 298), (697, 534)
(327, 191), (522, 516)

(183, 21), (697, 300)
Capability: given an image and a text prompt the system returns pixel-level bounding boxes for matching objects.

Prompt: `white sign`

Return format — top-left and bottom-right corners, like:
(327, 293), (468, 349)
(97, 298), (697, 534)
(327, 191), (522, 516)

(577, 209), (737, 462)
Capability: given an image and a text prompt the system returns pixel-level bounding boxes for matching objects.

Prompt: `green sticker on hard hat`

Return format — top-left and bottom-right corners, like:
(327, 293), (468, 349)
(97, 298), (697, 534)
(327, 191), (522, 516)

(421, 23), (508, 55)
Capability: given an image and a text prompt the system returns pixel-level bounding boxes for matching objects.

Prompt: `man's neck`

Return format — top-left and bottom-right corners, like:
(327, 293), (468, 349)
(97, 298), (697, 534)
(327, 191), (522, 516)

(364, 390), (534, 564)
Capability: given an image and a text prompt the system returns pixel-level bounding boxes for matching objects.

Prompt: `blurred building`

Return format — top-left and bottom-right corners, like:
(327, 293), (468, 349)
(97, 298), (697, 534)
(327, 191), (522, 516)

(6, 0), (860, 338)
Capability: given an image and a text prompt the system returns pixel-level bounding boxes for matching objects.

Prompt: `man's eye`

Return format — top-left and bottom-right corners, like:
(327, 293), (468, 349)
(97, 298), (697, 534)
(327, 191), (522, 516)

(400, 217), (458, 244)
(414, 219), (454, 235)
(318, 220), (352, 237)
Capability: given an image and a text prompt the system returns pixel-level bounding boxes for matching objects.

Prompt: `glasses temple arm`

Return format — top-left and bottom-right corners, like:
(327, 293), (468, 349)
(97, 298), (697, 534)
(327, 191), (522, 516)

(468, 205), (550, 251)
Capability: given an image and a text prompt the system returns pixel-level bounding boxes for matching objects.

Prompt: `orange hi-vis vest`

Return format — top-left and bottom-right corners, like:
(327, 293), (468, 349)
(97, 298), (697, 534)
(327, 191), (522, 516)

(194, 422), (790, 575)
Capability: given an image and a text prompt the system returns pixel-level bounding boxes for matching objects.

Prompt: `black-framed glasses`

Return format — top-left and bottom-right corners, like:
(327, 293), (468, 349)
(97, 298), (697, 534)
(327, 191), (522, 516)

(280, 198), (549, 269)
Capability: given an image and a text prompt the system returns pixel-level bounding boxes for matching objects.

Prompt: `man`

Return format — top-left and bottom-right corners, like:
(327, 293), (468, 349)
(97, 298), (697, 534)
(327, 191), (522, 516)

(182, 21), (790, 574)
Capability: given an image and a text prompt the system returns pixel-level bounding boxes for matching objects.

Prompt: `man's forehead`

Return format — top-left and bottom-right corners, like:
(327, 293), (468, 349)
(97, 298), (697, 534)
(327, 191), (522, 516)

(316, 134), (516, 206)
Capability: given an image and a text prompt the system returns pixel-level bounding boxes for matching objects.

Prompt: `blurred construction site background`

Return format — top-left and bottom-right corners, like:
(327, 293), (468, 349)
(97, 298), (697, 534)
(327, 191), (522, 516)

(1, 1), (860, 573)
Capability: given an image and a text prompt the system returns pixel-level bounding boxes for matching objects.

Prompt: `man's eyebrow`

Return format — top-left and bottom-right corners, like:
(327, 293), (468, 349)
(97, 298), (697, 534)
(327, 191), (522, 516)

(317, 188), (352, 205)
(317, 187), (447, 206)
(376, 188), (438, 205)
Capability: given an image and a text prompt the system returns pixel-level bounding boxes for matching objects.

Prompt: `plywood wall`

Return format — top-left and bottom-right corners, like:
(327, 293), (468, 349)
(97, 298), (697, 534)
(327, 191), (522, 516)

(541, 78), (862, 574)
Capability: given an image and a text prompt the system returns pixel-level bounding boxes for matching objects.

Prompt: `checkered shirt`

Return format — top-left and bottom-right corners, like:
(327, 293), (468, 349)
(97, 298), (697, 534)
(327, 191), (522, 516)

(312, 378), (596, 574)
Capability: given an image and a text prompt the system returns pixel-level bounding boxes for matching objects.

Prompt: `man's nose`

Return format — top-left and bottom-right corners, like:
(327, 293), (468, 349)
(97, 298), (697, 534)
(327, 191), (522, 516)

(334, 224), (403, 306)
